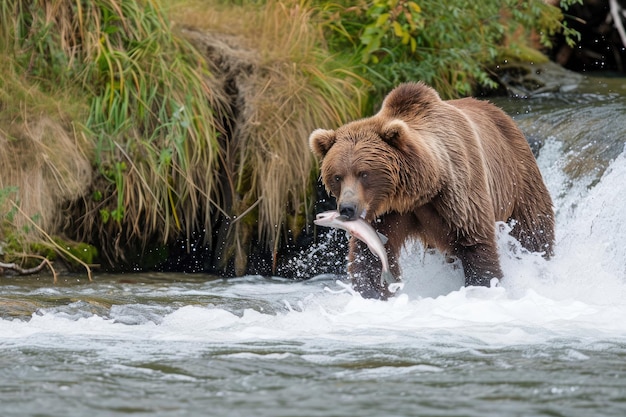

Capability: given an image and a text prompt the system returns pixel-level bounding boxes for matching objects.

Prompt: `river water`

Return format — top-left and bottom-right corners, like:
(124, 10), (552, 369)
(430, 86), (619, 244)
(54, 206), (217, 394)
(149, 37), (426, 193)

(2, 75), (626, 417)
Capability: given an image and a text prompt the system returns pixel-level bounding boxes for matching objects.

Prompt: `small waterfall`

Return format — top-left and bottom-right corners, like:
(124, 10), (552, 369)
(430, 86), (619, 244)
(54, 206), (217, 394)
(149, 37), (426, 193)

(400, 74), (626, 301)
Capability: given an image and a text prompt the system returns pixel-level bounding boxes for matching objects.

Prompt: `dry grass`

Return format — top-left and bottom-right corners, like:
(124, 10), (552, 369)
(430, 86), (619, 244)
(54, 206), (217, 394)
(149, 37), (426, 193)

(0, 39), (93, 266)
(0, 118), (92, 232)
(1, 0), (229, 267)
(1, 0), (365, 274)
(172, 0), (365, 272)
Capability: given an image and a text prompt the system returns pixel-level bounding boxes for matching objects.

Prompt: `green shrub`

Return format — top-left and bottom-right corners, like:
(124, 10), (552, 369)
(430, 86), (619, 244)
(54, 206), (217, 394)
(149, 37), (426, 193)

(315, 0), (581, 104)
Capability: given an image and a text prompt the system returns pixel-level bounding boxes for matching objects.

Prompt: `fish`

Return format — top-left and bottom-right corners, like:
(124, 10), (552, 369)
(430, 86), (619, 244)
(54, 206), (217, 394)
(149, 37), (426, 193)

(314, 210), (396, 286)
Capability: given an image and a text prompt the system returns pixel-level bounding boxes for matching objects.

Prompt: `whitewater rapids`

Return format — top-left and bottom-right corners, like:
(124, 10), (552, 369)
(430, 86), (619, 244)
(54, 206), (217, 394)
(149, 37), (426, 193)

(2, 116), (626, 416)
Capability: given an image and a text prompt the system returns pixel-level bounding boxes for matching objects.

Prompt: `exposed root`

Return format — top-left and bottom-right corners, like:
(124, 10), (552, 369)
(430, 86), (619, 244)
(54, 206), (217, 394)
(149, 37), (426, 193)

(0, 257), (58, 283)
(10, 201), (93, 281)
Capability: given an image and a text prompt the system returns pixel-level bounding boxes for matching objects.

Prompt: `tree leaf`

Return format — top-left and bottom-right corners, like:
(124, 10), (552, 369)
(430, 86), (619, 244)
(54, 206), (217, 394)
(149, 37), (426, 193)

(408, 2), (421, 13)
(376, 13), (390, 27)
(392, 21), (404, 38)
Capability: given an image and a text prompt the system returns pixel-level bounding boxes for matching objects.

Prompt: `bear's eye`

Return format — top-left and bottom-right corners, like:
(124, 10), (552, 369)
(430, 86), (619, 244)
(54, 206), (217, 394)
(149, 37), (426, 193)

(359, 172), (368, 179)
(334, 175), (342, 183)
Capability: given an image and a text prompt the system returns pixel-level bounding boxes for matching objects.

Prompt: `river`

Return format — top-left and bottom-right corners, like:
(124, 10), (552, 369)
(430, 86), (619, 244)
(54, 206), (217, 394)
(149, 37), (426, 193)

(1, 74), (626, 417)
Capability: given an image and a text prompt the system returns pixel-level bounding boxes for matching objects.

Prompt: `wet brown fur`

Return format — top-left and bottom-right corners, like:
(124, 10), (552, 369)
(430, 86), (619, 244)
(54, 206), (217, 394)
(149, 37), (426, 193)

(310, 82), (554, 299)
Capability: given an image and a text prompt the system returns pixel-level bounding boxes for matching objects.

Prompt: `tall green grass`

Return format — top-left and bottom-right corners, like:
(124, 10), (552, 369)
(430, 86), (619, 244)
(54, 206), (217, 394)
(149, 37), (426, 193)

(77, 0), (228, 263)
(1, 0), (228, 266)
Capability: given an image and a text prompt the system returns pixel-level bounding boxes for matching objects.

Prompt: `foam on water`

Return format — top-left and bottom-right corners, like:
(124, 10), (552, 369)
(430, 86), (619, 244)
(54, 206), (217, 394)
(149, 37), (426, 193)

(1, 141), (626, 358)
(2, 278), (623, 356)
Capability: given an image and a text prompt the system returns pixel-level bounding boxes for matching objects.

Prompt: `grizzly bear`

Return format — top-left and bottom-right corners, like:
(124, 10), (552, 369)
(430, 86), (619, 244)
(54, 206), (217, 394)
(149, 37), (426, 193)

(309, 82), (554, 299)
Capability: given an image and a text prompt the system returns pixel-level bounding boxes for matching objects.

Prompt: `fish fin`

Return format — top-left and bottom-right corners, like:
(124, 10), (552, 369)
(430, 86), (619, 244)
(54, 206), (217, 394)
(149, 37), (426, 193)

(380, 270), (396, 286)
(377, 232), (388, 245)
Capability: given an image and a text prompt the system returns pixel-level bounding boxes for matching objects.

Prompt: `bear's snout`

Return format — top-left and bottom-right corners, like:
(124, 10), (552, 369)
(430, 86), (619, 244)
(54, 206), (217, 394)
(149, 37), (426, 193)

(338, 185), (362, 220)
(339, 202), (357, 220)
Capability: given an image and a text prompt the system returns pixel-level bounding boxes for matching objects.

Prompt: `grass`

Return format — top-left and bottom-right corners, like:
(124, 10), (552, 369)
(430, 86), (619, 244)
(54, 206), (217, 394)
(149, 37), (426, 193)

(1, 0), (365, 275)
(0, 0), (228, 269)
(0, 27), (94, 270)
(74, 0), (228, 264)
(170, 0), (365, 272)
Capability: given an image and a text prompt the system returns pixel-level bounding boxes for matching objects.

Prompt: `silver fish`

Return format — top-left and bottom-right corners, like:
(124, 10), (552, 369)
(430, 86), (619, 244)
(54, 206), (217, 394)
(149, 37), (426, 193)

(314, 210), (395, 286)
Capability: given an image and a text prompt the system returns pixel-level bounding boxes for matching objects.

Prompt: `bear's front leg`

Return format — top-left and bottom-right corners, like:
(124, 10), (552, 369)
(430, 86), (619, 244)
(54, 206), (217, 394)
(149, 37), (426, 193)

(456, 241), (503, 287)
(348, 237), (395, 299)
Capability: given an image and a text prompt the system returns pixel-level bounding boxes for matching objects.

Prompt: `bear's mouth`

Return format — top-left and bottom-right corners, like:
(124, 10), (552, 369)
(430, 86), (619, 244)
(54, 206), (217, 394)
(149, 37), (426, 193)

(336, 209), (367, 222)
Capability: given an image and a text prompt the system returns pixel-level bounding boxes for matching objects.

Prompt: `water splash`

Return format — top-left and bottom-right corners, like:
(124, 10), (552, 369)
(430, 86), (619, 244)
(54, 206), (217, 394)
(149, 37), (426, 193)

(395, 139), (626, 307)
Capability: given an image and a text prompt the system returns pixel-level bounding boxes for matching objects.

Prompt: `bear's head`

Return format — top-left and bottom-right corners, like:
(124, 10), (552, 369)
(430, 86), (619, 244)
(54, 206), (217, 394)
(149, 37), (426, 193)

(309, 118), (431, 221)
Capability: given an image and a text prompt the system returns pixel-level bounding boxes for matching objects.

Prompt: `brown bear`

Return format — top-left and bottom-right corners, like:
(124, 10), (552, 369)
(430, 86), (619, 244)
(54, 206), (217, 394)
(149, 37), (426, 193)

(309, 82), (554, 299)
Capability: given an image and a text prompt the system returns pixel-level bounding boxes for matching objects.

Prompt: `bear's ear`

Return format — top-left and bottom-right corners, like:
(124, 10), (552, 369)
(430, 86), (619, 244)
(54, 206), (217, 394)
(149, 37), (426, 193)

(309, 128), (337, 158)
(380, 119), (410, 150)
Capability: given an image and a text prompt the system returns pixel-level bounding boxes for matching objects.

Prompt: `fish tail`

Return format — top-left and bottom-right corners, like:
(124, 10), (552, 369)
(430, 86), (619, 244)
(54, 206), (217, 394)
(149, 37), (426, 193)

(380, 270), (396, 286)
